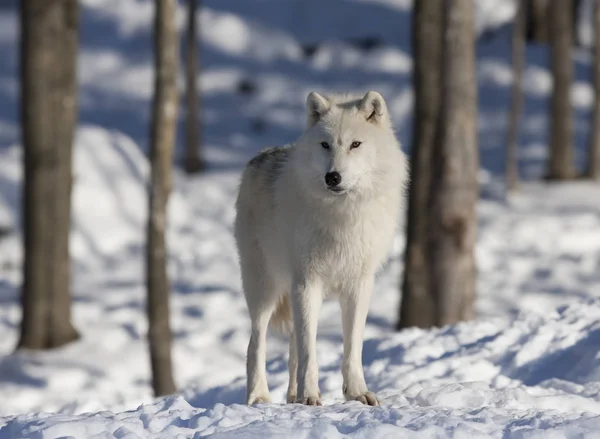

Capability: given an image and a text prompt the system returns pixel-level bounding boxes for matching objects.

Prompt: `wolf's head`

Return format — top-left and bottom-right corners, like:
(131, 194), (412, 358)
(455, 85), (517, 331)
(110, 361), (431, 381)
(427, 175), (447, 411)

(293, 91), (404, 200)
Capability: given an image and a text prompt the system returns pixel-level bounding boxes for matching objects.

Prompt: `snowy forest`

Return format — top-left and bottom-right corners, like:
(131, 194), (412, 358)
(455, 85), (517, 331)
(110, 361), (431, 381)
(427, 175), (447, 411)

(1, 0), (600, 437)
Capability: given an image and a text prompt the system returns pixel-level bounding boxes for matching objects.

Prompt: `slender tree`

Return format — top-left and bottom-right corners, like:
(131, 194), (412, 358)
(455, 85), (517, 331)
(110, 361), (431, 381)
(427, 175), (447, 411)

(397, 0), (442, 330)
(147, 0), (178, 396)
(183, 0), (204, 173)
(547, 0), (575, 180)
(506, 0), (527, 192)
(18, 0), (79, 350)
(526, 0), (549, 43)
(587, 0), (600, 180)
(427, 0), (478, 325)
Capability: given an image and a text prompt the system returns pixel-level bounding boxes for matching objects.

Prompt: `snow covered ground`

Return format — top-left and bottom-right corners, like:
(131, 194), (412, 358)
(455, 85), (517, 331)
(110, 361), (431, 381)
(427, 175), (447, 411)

(3, 299), (600, 437)
(1, 0), (600, 437)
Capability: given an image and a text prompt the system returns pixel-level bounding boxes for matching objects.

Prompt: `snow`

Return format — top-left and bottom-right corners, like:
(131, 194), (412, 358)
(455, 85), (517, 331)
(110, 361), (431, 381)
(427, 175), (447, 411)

(3, 301), (600, 437)
(1, 0), (600, 437)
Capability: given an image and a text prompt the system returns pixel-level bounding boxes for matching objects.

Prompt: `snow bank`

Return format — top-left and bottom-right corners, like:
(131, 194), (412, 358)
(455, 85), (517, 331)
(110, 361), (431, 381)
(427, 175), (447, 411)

(71, 126), (190, 267)
(0, 125), (190, 272)
(2, 398), (600, 438)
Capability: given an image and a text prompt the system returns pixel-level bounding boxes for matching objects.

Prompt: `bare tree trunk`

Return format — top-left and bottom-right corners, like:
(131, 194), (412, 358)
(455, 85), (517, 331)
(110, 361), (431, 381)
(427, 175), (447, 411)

(397, 0), (442, 330)
(147, 0), (178, 397)
(587, 0), (600, 180)
(527, 0), (549, 42)
(18, 0), (79, 350)
(427, 0), (478, 326)
(573, 0), (582, 46)
(527, 0), (579, 44)
(506, 0), (527, 192)
(547, 0), (575, 180)
(183, 0), (204, 173)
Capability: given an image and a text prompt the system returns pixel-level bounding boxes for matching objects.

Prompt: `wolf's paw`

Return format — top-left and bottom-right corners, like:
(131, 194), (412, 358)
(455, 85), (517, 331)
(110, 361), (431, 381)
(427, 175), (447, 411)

(292, 389), (321, 404)
(348, 391), (379, 406)
(299, 395), (322, 406)
(247, 395), (271, 405)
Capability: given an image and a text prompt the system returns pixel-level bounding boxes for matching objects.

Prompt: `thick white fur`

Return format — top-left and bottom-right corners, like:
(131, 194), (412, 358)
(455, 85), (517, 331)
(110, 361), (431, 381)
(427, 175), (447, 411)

(234, 91), (408, 406)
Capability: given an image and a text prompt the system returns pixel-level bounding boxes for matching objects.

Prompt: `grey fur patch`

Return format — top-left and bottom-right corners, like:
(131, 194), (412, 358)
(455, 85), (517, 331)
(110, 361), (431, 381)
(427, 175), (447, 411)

(248, 146), (290, 184)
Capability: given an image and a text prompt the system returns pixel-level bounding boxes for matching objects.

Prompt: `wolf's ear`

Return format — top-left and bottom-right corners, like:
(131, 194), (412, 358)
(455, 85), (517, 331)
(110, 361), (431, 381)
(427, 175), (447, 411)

(306, 92), (330, 126)
(358, 91), (387, 124)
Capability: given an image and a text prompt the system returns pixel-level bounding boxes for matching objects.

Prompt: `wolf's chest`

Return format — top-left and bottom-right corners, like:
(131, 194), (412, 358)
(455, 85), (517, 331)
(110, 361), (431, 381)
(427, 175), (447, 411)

(284, 196), (398, 279)
(308, 217), (388, 273)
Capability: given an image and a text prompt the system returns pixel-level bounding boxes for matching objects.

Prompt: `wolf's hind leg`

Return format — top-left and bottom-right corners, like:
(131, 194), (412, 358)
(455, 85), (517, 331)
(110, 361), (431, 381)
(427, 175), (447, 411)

(286, 328), (297, 403)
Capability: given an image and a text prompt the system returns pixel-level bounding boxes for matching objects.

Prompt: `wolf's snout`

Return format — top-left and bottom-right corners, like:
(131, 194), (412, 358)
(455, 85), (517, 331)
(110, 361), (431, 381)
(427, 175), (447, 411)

(325, 171), (342, 187)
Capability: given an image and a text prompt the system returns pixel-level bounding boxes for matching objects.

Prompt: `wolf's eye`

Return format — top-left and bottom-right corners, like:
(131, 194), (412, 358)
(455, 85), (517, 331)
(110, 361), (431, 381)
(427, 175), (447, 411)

(321, 142), (330, 149)
(350, 141), (362, 149)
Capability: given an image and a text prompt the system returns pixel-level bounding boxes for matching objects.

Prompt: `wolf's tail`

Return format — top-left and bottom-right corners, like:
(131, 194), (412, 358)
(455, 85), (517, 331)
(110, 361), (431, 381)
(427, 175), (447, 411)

(269, 294), (293, 335)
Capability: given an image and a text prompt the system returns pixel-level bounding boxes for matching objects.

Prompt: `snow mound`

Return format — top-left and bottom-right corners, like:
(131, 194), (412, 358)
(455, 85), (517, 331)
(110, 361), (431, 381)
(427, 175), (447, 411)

(0, 125), (190, 271)
(72, 126), (189, 266)
(2, 397), (600, 439)
(2, 300), (600, 438)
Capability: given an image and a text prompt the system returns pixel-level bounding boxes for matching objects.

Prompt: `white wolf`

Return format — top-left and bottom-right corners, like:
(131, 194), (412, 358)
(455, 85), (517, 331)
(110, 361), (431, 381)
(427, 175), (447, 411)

(234, 91), (408, 406)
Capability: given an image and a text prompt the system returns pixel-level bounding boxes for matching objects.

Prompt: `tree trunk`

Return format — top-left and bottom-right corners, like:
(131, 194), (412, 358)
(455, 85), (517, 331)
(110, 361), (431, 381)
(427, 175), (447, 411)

(506, 0), (527, 192)
(147, 0), (178, 397)
(18, 0), (79, 350)
(587, 0), (600, 180)
(397, 0), (442, 330)
(526, 0), (549, 43)
(183, 0), (204, 173)
(573, 0), (582, 46)
(427, 0), (478, 326)
(547, 0), (575, 180)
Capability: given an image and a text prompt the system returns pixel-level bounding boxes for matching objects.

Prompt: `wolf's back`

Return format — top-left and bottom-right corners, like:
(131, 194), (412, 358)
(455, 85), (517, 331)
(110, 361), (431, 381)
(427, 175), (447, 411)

(246, 146), (290, 183)
(236, 146), (291, 207)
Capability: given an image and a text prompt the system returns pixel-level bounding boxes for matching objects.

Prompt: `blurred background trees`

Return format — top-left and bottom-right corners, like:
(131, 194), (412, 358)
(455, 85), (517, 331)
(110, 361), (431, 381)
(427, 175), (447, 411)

(547, 0), (575, 180)
(398, 0), (441, 330)
(146, 0), (179, 397)
(588, 0), (600, 179)
(426, 0), (478, 326)
(506, 0), (527, 192)
(527, 0), (550, 43)
(398, 0), (600, 330)
(183, 0), (205, 174)
(18, 0), (80, 350)
(400, 0), (478, 328)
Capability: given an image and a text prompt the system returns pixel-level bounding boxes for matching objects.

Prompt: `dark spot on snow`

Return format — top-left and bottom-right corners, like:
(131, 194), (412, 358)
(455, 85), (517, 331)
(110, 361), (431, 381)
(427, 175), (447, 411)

(347, 36), (383, 51)
(237, 79), (257, 95)
(250, 118), (267, 134)
(0, 225), (11, 240)
(301, 43), (320, 58)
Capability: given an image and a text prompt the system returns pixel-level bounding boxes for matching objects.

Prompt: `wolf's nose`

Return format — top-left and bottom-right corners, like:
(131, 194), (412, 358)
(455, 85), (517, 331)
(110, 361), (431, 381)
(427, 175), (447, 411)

(325, 171), (342, 187)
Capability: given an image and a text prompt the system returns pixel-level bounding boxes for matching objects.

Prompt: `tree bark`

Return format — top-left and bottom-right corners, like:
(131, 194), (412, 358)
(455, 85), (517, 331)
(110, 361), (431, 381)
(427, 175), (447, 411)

(183, 0), (204, 173)
(18, 0), (79, 350)
(506, 0), (527, 192)
(397, 0), (442, 330)
(526, 0), (549, 43)
(587, 0), (600, 180)
(427, 0), (478, 326)
(147, 0), (178, 397)
(547, 0), (575, 180)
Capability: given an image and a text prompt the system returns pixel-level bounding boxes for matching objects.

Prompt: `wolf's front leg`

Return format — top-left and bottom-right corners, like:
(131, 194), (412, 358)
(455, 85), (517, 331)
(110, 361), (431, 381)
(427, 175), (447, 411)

(291, 277), (323, 405)
(340, 277), (379, 406)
